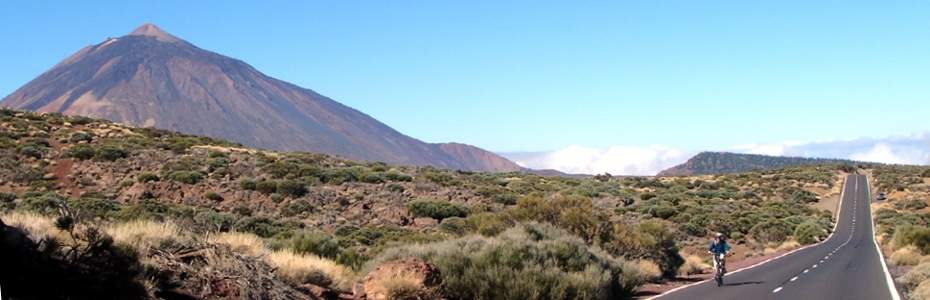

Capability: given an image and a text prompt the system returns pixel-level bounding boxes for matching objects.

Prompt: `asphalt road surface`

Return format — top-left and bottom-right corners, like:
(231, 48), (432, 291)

(654, 174), (900, 300)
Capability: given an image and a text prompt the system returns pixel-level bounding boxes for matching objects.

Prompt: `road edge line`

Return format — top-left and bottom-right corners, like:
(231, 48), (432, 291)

(646, 174), (850, 299)
(864, 174), (902, 300)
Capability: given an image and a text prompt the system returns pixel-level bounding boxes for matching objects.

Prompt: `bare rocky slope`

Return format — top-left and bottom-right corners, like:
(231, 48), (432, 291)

(1, 23), (521, 172)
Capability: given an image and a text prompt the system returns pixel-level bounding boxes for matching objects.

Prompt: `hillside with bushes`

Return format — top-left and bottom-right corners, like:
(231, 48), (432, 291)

(658, 151), (865, 176)
(869, 166), (930, 300)
(0, 109), (854, 299)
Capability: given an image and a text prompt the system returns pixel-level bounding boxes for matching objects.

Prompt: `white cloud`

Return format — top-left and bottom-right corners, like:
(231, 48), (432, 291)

(501, 132), (930, 176)
(503, 145), (691, 176)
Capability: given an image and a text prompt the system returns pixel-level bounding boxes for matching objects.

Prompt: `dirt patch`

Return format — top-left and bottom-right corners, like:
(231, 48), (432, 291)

(51, 159), (80, 197)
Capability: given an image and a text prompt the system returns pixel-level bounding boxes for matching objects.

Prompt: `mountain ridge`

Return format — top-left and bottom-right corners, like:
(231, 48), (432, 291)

(658, 151), (863, 176)
(1, 23), (521, 172)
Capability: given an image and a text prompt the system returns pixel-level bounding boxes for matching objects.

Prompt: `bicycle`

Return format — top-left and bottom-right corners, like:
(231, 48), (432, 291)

(713, 253), (727, 287)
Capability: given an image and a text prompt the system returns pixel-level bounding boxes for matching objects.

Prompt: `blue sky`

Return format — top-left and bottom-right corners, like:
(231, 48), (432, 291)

(2, 1), (929, 173)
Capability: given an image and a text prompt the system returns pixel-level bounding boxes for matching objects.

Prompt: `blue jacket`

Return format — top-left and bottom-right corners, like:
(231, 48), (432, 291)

(709, 240), (730, 254)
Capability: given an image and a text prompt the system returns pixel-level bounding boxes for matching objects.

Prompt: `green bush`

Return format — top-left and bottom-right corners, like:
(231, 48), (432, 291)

(95, 145), (128, 161)
(204, 191), (223, 201)
(750, 219), (792, 244)
(366, 223), (643, 299)
(69, 131), (93, 143)
(193, 210), (236, 231)
(256, 180), (278, 194)
(793, 220), (826, 245)
(0, 191), (17, 203)
(281, 200), (313, 216)
(286, 230), (342, 259)
(136, 172), (159, 183)
(385, 171), (413, 182)
(168, 171), (203, 184)
(893, 225), (930, 254)
(67, 144), (96, 160)
(407, 200), (469, 221)
(69, 197), (118, 221)
(491, 193), (518, 205)
(602, 220), (684, 278)
(239, 178), (257, 190)
(233, 216), (294, 238)
(276, 180), (308, 198)
(19, 193), (63, 216)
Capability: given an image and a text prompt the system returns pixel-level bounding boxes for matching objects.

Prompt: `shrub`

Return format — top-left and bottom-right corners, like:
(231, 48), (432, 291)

(750, 219), (792, 244)
(361, 172), (385, 184)
(678, 254), (711, 276)
(19, 193), (63, 216)
(465, 212), (510, 236)
(491, 193), (518, 205)
(286, 230), (342, 260)
(67, 144), (96, 160)
(69, 131), (93, 143)
(366, 223), (643, 299)
(890, 246), (922, 266)
(204, 191), (223, 201)
(281, 200), (313, 216)
(69, 197), (119, 221)
(233, 216), (291, 238)
(407, 200), (469, 221)
(277, 180), (308, 198)
(168, 171), (203, 184)
(256, 180), (278, 194)
(136, 172), (159, 183)
(0, 191), (16, 203)
(17, 143), (45, 159)
(386, 183), (405, 193)
(194, 210), (236, 231)
(114, 199), (175, 221)
(898, 262), (930, 292)
(385, 171), (413, 182)
(637, 260), (663, 283)
(893, 225), (930, 254)
(239, 178), (257, 190)
(793, 220), (826, 245)
(95, 145), (128, 161)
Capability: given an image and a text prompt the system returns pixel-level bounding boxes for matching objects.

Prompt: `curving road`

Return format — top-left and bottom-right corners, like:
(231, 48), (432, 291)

(653, 174), (900, 300)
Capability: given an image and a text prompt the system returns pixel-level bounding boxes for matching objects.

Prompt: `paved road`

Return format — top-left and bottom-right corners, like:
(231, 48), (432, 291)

(655, 174), (899, 300)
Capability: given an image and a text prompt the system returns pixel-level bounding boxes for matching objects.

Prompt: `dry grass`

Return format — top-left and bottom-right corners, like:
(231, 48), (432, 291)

(678, 254), (711, 276)
(208, 231), (267, 257)
(636, 260), (662, 282)
(374, 275), (437, 300)
(777, 240), (801, 252)
(891, 246), (924, 266)
(0, 211), (72, 243)
(106, 220), (184, 253)
(914, 280), (930, 300)
(267, 249), (352, 290)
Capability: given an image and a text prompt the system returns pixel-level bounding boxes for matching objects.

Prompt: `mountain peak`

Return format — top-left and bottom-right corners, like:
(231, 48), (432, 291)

(128, 23), (181, 42)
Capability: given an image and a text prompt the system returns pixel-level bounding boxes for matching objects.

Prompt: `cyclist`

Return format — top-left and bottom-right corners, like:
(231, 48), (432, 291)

(708, 232), (731, 286)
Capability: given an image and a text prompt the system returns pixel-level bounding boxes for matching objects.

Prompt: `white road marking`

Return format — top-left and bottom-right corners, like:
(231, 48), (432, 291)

(813, 264), (818, 268)
(864, 175), (903, 300)
(791, 276), (798, 282)
(647, 176), (853, 299)
(804, 269), (809, 273)
(773, 287), (783, 293)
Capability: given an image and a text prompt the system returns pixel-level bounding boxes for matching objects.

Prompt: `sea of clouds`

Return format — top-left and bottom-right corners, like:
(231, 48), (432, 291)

(501, 132), (930, 176)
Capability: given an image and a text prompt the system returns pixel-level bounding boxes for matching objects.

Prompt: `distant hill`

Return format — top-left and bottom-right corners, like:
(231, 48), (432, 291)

(658, 152), (859, 176)
(1, 23), (521, 172)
